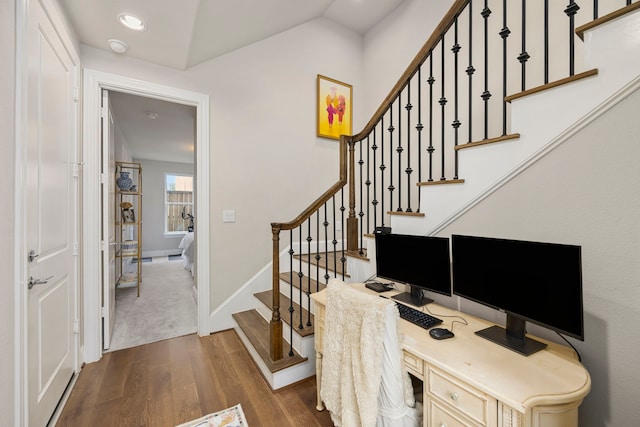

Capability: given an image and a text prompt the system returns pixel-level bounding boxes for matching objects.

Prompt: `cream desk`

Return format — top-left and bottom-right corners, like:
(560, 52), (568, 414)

(310, 283), (591, 427)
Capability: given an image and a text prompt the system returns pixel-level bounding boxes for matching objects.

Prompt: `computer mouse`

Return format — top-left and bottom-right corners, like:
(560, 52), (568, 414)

(429, 327), (455, 340)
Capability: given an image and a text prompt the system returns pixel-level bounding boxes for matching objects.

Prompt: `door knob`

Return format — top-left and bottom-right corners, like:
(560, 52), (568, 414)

(28, 275), (53, 289)
(28, 249), (39, 262)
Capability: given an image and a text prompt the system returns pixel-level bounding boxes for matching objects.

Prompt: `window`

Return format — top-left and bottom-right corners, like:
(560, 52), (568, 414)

(165, 173), (193, 234)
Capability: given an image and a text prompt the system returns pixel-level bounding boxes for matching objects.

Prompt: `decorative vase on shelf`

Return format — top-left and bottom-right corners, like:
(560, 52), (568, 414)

(116, 171), (133, 191)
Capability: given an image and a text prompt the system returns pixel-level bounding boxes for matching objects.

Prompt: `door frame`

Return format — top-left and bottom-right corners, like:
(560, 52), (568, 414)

(82, 69), (211, 363)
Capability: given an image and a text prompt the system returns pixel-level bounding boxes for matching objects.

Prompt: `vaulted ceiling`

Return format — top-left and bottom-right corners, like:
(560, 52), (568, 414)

(60, 0), (406, 70)
(59, 0), (406, 163)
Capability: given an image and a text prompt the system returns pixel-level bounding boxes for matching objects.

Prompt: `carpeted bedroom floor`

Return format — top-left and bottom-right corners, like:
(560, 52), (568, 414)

(106, 257), (197, 352)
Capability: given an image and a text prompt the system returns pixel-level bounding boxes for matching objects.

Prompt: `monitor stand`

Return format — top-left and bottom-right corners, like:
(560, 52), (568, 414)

(392, 286), (432, 307)
(475, 315), (547, 356)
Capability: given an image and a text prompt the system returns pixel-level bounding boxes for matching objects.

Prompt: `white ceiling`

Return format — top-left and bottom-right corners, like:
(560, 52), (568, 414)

(108, 92), (197, 164)
(59, 0), (406, 163)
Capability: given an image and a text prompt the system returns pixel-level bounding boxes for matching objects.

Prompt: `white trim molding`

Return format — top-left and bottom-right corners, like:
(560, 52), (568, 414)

(82, 69), (211, 363)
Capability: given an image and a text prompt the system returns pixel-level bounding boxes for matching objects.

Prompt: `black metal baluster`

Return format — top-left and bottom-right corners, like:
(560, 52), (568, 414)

(358, 141), (365, 252)
(500, 1), (510, 136)
(332, 195), (337, 278)
(481, 2), (492, 139)
(306, 219), (312, 327)
(323, 204), (329, 283)
(518, 0), (530, 91)
(340, 188), (346, 280)
(380, 118), (386, 226)
(467, 1), (475, 144)
(405, 81), (413, 211)
(544, 0), (549, 84)
(396, 93), (403, 211)
(288, 230), (294, 356)
(365, 137), (371, 236)
(439, 37), (447, 181)
(428, 54), (435, 181)
(452, 17), (461, 180)
(565, 1), (580, 76)
(416, 65), (423, 212)
(593, 0), (598, 19)
(315, 210), (320, 293)
(388, 106), (395, 211)
(297, 226), (303, 330)
(372, 129), (378, 228)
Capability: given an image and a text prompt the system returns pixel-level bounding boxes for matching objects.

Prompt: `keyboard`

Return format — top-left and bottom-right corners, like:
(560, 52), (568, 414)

(396, 303), (442, 330)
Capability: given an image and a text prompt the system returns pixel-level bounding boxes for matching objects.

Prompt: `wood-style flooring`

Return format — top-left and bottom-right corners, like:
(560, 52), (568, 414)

(56, 329), (334, 427)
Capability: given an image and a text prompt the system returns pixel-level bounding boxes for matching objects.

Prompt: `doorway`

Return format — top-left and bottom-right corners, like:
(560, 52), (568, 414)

(105, 90), (198, 351)
(82, 69), (211, 363)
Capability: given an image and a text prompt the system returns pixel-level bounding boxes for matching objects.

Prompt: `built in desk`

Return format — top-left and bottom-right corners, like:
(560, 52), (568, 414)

(310, 283), (591, 427)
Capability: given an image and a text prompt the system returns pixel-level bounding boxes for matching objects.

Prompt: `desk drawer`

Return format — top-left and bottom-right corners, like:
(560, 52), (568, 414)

(428, 399), (483, 427)
(428, 367), (492, 425)
(403, 350), (423, 379)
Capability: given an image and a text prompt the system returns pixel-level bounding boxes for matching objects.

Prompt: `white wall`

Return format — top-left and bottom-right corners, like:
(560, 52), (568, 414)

(435, 85), (640, 425)
(138, 159), (194, 255)
(361, 0), (455, 120)
(80, 17), (364, 311)
(1, 0), (16, 421)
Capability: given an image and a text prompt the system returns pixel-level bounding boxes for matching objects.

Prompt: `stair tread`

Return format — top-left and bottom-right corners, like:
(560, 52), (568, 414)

(232, 310), (307, 373)
(346, 248), (368, 261)
(255, 290), (315, 337)
(292, 252), (350, 277)
(279, 272), (327, 294)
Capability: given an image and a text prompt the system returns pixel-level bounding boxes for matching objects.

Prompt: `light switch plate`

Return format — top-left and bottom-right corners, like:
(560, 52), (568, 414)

(223, 210), (236, 223)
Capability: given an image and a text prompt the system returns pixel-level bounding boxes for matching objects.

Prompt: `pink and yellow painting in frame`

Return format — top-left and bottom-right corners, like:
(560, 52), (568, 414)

(317, 75), (352, 140)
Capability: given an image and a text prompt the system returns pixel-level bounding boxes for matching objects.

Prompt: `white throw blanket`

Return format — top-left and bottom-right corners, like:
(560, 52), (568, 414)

(320, 279), (420, 427)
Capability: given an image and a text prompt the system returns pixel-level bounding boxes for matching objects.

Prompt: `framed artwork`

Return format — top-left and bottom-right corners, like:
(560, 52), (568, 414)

(317, 75), (352, 140)
(122, 208), (136, 223)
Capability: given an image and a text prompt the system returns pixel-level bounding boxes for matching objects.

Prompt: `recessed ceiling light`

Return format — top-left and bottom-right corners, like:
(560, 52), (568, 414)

(118, 13), (146, 31)
(145, 111), (158, 120)
(108, 39), (128, 54)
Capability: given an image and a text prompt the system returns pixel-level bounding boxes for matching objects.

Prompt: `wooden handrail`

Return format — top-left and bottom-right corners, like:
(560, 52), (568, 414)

(352, 0), (470, 142)
(269, 0), (471, 361)
(269, 136), (350, 361)
(270, 0), (470, 243)
(269, 0), (638, 362)
(270, 137), (350, 233)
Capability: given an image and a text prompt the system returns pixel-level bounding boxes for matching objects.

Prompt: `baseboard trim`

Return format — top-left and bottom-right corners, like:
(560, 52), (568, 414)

(142, 249), (182, 258)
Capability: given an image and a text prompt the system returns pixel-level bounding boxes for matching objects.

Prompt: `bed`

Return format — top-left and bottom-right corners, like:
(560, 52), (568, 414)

(178, 232), (195, 276)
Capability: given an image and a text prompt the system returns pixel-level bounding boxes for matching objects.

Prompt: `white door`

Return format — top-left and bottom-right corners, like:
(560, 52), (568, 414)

(101, 90), (117, 350)
(26, 0), (78, 425)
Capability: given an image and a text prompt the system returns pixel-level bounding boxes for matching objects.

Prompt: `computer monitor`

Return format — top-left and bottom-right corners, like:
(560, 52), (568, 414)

(451, 234), (584, 356)
(375, 233), (451, 307)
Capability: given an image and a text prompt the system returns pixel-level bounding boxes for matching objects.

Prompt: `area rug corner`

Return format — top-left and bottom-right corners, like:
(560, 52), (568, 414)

(176, 403), (248, 427)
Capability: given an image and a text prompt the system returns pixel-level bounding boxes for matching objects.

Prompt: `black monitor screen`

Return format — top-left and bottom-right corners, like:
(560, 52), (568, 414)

(451, 234), (583, 354)
(375, 233), (451, 305)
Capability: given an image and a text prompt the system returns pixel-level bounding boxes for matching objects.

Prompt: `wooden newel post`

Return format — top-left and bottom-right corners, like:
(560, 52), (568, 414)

(346, 137), (358, 252)
(270, 225), (283, 361)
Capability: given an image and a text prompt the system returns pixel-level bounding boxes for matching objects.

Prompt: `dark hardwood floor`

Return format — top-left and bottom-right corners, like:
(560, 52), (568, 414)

(56, 330), (335, 427)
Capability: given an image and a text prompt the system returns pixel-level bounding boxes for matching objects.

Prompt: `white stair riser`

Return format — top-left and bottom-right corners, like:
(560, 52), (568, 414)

(278, 284), (320, 312)
(254, 302), (316, 358)
(233, 325), (315, 390)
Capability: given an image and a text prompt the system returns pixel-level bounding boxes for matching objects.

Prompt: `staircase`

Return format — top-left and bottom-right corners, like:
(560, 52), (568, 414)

(231, 0), (640, 390)
(233, 249), (372, 389)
